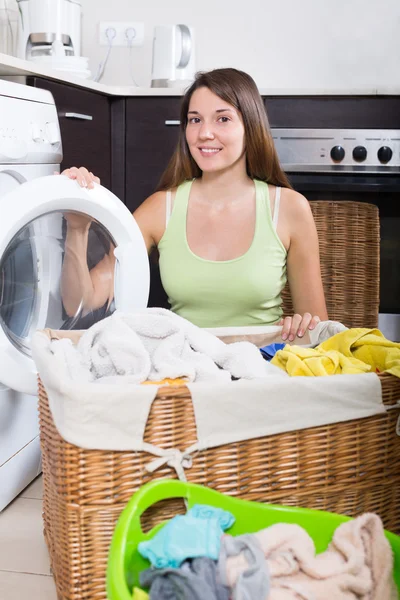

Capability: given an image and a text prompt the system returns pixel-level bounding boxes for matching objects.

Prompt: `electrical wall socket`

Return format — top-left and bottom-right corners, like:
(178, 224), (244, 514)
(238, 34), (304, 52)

(99, 22), (144, 47)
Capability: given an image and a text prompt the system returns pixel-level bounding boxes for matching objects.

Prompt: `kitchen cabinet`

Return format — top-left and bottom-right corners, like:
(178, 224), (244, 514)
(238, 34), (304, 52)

(27, 77), (113, 191)
(125, 96), (181, 212)
(124, 97), (182, 308)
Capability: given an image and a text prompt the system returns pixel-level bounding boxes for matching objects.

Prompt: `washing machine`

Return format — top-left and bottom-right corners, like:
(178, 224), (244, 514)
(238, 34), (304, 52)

(0, 80), (150, 510)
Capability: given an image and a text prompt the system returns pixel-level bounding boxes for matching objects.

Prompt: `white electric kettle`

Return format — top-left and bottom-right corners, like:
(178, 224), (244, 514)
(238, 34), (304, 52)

(151, 24), (196, 88)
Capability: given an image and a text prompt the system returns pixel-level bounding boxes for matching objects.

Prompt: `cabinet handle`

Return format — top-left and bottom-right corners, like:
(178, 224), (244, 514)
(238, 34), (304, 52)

(165, 120), (180, 126)
(62, 113), (94, 121)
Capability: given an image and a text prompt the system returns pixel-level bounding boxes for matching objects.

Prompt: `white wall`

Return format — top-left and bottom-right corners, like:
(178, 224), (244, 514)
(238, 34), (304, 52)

(80, 0), (400, 89)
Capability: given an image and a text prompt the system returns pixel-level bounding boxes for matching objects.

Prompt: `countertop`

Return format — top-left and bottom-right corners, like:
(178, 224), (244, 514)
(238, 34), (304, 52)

(1, 52), (399, 96)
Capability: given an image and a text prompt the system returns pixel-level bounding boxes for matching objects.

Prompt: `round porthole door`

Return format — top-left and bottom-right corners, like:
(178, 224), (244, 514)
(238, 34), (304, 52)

(0, 175), (149, 394)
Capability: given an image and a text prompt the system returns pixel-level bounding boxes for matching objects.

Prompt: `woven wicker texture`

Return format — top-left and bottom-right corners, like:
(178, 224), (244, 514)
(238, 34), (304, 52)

(282, 201), (380, 328)
(38, 201), (400, 600)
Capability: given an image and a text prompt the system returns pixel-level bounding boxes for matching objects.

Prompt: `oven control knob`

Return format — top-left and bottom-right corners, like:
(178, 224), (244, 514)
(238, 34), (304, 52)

(352, 145), (367, 162)
(377, 146), (393, 163)
(330, 145), (345, 161)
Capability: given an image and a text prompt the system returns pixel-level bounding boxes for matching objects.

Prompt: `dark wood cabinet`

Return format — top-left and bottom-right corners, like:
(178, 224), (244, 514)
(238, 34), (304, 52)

(27, 77), (113, 191)
(125, 96), (182, 212)
(124, 96), (183, 307)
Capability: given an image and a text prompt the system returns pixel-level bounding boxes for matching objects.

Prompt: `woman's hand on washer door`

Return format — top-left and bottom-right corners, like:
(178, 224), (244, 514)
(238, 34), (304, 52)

(59, 166), (100, 230)
(59, 166), (100, 189)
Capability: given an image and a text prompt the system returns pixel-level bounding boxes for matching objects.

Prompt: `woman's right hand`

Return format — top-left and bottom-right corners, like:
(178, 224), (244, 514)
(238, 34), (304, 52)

(59, 167), (100, 230)
(58, 166), (100, 189)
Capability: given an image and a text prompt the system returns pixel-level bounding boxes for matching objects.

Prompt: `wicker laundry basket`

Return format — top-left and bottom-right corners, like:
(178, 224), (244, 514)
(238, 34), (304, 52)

(37, 201), (400, 600)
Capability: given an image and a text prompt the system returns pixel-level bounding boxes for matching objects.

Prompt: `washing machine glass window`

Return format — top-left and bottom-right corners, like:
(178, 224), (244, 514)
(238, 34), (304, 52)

(0, 210), (116, 356)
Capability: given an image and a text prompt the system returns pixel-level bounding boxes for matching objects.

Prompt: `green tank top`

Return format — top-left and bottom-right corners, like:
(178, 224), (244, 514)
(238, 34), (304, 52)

(158, 179), (287, 327)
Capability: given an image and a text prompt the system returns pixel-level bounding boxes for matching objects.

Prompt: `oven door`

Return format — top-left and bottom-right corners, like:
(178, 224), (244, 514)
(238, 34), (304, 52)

(287, 172), (400, 342)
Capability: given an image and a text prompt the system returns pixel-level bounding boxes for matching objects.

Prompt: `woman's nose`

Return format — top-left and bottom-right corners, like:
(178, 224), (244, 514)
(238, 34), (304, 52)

(198, 122), (215, 139)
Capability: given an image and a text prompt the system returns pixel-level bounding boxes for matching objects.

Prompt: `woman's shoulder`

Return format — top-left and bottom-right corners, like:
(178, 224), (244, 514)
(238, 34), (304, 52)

(133, 187), (178, 216)
(273, 187), (315, 247)
(278, 187), (318, 249)
(133, 188), (179, 248)
(280, 187), (313, 220)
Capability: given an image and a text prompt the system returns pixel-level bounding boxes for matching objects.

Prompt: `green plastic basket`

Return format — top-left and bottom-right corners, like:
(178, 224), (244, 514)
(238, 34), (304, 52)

(107, 479), (400, 599)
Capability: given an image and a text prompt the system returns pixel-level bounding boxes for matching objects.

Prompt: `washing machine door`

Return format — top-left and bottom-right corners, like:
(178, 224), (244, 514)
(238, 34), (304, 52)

(0, 175), (150, 395)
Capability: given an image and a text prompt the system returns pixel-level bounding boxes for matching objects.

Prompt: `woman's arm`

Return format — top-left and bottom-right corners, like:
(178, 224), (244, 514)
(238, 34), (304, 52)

(133, 190), (168, 252)
(59, 168), (166, 316)
(59, 167), (115, 316)
(280, 190), (328, 340)
(61, 217), (115, 317)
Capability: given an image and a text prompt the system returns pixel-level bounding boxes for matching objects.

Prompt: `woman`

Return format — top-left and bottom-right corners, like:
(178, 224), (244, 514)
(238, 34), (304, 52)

(61, 68), (327, 341)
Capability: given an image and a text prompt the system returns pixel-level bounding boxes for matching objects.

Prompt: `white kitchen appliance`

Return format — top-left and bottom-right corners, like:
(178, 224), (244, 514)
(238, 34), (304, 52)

(0, 0), (18, 56)
(151, 24), (196, 88)
(16, 0), (91, 78)
(0, 79), (149, 510)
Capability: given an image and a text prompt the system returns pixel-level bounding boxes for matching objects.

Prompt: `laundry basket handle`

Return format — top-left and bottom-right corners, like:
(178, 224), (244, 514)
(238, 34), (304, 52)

(129, 479), (191, 525)
(115, 479), (225, 539)
(107, 480), (223, 600)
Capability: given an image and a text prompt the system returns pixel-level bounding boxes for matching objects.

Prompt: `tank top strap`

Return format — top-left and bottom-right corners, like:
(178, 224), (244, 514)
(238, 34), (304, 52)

(272, 186), (282, 229)
(164, 180), (193, 229)
(256, 181), (281, 231)
(165, 190), (172, 227)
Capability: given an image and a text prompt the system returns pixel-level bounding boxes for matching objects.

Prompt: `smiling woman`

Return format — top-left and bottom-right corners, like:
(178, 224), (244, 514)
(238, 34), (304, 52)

(61, 68), (328, 339)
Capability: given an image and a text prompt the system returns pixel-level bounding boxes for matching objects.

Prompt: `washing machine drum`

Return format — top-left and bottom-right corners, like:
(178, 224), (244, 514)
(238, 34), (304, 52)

(0, 176), (150, 395)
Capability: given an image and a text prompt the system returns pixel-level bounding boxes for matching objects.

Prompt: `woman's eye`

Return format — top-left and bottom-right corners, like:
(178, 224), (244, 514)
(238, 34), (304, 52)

(218, 116), (230, 123)
(188, 117), (201, 124)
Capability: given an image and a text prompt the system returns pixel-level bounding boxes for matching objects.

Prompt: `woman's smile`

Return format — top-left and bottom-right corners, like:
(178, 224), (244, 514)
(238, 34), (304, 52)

(197, 146), (222, 157)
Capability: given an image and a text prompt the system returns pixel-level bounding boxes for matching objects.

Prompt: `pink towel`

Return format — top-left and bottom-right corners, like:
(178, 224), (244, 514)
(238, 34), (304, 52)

(223, 514), (397, 599)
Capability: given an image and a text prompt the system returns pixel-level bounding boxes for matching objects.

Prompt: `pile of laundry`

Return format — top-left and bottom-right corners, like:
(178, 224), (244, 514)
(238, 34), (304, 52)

(50, 308), (286, 384)
(270, 328), (400, 378)
(50, 308), (400, 383)
(131, 505), (397, 600)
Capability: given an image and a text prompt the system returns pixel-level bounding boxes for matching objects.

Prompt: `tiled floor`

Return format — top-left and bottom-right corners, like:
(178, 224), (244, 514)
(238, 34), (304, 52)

(0, 476), (57, 599)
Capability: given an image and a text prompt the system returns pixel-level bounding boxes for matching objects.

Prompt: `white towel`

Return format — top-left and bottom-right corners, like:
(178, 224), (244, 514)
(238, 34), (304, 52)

(50, 308), (284, 384)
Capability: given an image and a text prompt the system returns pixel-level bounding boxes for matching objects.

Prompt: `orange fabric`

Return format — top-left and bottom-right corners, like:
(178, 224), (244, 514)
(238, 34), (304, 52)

(141, 378), (188, 386)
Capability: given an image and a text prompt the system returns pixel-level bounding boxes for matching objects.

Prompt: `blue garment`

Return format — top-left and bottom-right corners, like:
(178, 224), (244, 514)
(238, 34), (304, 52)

(260, 343), (286, 361)
(138, 504), (235, 569)
(188, 505), (234, 530)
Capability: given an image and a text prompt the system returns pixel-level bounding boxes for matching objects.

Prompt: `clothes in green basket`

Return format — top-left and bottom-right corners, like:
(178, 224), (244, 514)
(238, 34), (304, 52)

(219, 516), (397, 599)
(140, 557), (229, 600)
(106, 480), (400, 600)
(138, 504), (235, 568)
(218, 534), (270, 599)
(132, 588), (148, 600)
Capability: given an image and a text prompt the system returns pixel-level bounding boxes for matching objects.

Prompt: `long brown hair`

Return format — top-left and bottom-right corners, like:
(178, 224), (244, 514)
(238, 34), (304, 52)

(156, 68), (292, 191)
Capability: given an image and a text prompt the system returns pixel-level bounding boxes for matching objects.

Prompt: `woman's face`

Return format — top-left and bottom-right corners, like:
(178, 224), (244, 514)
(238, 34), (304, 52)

(185, 87), (246, 174)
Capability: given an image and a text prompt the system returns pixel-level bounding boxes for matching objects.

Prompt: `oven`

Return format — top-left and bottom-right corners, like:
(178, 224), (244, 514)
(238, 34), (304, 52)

(272, 128), (400, 342)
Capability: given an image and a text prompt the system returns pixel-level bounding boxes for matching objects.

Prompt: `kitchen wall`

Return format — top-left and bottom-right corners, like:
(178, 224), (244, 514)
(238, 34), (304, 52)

(80, 0), (400, 89)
